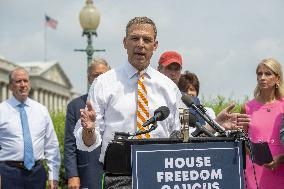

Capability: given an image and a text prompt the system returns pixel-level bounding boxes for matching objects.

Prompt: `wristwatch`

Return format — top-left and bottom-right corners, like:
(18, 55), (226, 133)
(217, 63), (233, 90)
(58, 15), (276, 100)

(83, 127), (95, 134)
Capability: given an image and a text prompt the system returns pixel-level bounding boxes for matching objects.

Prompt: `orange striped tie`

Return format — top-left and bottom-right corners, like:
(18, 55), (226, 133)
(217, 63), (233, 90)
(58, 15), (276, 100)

(136, 72), (150, 139)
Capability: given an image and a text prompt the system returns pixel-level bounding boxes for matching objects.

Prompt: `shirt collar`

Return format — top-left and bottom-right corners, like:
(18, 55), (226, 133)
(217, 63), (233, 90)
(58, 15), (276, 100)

(124, 61), (153, 79)
(9, 96), (31, 108)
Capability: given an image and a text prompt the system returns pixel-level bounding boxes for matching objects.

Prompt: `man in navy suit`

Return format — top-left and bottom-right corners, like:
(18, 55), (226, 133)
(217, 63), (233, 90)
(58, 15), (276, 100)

(64, 58), (110, 189)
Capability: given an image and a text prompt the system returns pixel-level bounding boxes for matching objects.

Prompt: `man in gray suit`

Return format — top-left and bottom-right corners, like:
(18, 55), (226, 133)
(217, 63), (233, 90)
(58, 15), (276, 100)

(64, 58), (110, 189)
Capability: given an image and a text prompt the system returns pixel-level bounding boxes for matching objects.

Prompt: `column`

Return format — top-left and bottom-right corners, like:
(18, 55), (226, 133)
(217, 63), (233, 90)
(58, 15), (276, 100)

(62, 97), (67, 111)
(44, 92), (49, 108)
(33, 89), (38, 102)
(54, 94), (58, 112)
(0, 83), (3, 102)
(2, 84), (7, 101)
(39, 89), (44, 105)
(58, 95), (62, 112)
(49, 92), (54, 112)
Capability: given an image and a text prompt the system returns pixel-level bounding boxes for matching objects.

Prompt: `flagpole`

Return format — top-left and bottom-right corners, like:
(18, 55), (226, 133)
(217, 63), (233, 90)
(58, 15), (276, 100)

(44, 15), (47, 62)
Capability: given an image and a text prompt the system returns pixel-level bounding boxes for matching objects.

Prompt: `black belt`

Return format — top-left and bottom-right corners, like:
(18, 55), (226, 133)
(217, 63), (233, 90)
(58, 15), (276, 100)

(0, 160), (42, 170)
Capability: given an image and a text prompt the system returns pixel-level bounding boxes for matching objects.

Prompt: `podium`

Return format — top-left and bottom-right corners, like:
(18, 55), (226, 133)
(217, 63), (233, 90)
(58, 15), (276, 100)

(104, 137), (245, 189)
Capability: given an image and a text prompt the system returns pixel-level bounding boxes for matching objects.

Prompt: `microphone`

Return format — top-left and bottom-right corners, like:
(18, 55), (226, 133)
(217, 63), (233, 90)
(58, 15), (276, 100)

(188, 112), (197, 127)
(181, 95), (226, 135)
(170, 130), (182, 139)
(114, 106), (170, 139)
(142, 106), (170, 127)
(188, 112), (215, 137)
(135, 122), (158, 136)
(114, 132), (130, 137)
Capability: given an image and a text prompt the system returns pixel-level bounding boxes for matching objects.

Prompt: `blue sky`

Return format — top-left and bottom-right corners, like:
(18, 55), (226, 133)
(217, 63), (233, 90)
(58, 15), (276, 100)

(1, 0), (283, 101)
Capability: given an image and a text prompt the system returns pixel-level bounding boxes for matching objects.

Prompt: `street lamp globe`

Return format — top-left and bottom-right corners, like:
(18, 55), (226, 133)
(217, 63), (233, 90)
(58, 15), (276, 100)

(79, 0), (100, 34)
(76, 0), (105, 91)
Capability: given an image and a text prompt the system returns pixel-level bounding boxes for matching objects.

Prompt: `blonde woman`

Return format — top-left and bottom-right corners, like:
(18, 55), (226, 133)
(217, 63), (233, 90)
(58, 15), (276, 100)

(243, 58), (284, 189)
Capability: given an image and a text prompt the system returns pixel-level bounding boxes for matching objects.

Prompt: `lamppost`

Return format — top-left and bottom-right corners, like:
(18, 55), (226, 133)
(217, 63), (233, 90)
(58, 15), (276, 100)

(75, 0), (105, 89)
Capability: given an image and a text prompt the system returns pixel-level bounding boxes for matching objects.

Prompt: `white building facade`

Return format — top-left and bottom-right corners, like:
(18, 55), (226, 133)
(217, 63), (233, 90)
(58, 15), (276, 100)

(0, 58), (76, 112)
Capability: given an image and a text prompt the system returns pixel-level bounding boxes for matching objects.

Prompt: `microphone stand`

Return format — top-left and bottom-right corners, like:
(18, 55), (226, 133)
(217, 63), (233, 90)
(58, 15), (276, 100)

(194, 106), (226, 136)
(135, 122), (158, 136)
(191, 122), (215, 137)
(114, 122), (158, 140)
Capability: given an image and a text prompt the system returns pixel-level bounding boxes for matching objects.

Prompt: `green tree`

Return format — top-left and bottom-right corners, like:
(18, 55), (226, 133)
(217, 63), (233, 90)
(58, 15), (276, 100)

(50, 111), (67, 189)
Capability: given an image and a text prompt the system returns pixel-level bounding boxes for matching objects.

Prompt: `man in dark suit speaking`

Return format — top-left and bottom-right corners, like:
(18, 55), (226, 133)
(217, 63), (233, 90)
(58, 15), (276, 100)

(64, 58), (110, 189)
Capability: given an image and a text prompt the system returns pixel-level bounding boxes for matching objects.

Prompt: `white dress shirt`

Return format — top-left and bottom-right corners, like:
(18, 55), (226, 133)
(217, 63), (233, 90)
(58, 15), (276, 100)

(0, 96), (61, 180)
(74, 62), (181, 162)
(205, 107), (216, 119)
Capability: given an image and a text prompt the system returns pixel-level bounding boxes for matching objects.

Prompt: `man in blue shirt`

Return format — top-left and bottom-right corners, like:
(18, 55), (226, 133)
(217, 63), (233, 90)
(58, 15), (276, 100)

(0, 68), (60, 189)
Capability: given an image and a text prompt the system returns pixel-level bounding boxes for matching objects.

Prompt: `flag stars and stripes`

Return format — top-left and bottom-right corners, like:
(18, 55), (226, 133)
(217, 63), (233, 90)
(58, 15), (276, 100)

(45, 15), (58, 29)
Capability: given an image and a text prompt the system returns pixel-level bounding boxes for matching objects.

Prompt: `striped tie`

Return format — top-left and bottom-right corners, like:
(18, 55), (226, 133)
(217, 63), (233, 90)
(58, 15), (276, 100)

(136, 72), (150, 139)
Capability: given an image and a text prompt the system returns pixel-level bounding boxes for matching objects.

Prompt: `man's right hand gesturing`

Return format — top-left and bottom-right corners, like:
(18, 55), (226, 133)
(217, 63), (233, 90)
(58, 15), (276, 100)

(80, 101), (97, 146)
(80, 101), (96, 130)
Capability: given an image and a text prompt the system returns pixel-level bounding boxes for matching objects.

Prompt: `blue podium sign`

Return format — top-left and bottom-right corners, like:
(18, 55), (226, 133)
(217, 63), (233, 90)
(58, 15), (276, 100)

(131, 141), (243, 189)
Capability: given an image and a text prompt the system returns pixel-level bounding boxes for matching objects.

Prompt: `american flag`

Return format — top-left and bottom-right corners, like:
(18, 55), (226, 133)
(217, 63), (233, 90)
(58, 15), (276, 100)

(45, 15), (58, 29)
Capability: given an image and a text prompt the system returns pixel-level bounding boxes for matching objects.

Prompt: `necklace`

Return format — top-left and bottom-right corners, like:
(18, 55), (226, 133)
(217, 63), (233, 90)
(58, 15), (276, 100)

(257, 96), (276, 112)
(265, 101), (276, 113)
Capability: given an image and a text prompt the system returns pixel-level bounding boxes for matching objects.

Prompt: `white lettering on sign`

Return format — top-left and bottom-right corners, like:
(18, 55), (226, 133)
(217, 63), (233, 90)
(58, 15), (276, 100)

(164, 157), (211, 169)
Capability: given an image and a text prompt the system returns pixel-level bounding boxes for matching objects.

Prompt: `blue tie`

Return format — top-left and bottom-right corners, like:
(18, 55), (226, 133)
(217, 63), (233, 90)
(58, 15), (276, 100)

(18, 103), (35, 170)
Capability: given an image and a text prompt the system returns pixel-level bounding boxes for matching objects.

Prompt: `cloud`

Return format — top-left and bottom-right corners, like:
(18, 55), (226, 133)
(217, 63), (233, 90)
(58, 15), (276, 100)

(1, 0), (284, 101)
(253, 39), (284, 57)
